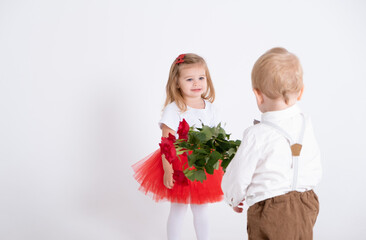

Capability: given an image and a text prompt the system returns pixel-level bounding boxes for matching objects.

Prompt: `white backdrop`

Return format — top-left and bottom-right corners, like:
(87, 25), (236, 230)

(1, 0), (366, 239)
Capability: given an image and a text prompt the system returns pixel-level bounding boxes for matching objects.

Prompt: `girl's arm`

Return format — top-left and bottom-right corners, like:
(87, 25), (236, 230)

(161, 124), (176, 189)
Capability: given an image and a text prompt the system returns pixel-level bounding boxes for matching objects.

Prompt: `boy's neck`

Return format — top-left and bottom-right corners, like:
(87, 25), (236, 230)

(261, 96), (297, 113)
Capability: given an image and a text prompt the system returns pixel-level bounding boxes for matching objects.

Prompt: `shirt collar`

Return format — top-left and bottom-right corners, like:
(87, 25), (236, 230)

(261, 104), (302, 122)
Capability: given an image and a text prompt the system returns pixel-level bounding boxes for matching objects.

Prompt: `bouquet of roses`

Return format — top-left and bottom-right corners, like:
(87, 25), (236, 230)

(159, 119), (241, 184)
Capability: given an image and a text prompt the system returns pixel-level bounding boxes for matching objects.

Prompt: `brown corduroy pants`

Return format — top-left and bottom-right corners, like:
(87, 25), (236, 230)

(247, 190), (319, 240)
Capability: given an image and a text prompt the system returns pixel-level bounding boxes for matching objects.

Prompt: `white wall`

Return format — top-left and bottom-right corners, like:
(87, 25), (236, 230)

(1, 0), (365, 239)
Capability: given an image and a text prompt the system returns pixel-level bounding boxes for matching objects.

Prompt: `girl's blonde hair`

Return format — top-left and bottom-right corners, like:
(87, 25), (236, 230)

(164, 53), (215, 112)
(251, 47), (303, 104)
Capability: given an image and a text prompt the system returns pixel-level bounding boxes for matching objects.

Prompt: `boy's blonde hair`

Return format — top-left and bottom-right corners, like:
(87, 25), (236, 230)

(251, 47), (303, 104)
(164, 53), (215, 112)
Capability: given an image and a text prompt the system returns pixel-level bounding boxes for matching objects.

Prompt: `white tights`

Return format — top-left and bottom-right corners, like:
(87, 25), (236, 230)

(167, 203), (209, 240)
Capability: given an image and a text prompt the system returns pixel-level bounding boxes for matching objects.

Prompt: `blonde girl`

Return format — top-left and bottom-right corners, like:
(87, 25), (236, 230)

(133, 53), (223, 240)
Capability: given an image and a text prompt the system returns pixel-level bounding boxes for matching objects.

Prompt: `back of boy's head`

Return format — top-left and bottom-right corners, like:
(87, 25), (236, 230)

(251, 47), (303, 104)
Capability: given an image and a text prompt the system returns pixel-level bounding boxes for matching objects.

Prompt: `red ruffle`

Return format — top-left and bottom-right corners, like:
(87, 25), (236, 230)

(132, 149), (224, 204)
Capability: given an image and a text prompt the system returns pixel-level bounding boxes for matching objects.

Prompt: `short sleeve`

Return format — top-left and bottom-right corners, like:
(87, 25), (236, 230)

(158, 103), (180, 131)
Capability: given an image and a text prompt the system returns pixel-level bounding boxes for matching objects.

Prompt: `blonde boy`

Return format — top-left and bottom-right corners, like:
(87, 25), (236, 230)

(222, 47), (322, 240)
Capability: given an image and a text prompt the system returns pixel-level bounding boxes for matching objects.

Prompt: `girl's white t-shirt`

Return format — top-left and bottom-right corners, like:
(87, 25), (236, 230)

(159, 100), (221, 132)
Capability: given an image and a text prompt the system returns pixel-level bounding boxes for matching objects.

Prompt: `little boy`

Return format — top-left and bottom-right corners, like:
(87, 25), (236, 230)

(222, 47), (322, 240)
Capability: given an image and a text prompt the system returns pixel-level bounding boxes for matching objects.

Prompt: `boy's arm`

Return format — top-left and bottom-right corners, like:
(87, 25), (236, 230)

(221, 128), (259, 209)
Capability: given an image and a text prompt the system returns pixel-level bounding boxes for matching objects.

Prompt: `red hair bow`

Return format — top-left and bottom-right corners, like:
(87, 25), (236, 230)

(175, 54), (186, 64)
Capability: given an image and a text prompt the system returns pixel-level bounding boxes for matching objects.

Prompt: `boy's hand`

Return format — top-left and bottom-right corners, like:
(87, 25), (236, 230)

(233, 202), (244, 213)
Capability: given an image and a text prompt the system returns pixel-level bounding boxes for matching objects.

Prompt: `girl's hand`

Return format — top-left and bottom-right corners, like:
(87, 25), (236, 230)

(161, 124), (176, 189)
(162, 155), (175, 189)
(163, 167), (175, 189)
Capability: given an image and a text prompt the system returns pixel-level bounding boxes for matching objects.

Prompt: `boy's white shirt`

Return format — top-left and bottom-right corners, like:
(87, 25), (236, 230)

(221, 104), (322, 207)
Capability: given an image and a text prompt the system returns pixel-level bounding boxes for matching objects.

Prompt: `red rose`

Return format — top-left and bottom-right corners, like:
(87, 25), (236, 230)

(167, 132), (176, 142)
(177, 119), (189, 140)
(159, 133), (177, 163)
(173, 170), (189, 186)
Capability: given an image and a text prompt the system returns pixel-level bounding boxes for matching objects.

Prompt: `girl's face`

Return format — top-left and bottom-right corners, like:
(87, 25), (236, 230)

(177, 63), (207, 100)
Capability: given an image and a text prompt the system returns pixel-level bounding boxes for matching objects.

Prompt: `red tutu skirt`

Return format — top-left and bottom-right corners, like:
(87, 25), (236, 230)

(132, 149), (223, 204)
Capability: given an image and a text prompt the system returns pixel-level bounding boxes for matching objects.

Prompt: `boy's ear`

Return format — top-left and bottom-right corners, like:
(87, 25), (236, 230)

(253, 88), (264, 105)
(297, 85), (305, 101)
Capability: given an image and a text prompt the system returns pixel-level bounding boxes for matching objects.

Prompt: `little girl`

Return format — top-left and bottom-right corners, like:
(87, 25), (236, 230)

(132, 53), (223, 240)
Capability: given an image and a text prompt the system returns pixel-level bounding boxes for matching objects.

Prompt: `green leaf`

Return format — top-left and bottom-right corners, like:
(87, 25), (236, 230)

(201, 126), (213, 140)
(216, 138), (231, 150)
(176, 150), (186, 155)
(196, 132), (208, 142)
(221, 159), (230, 171)
(194, 169), (207, 182)
(178, 141), (191, 149)
(189, 132), (200, 144)
(195, 158), (206, 167)
(218, 127), (226, 136)
(183, 169), (194, 177)
(206, 139), (214, 148)
(213, 161), (220, 170)
(185, 169), (206, 182)
(205, 164), (214, 174)
(207, 151), (221, 165)
(188, 154), (198, 167)
(228, 148), (236, 157)
(205, 151), (221, 174)
(217, 133), (226, 140)
(186, 172), (196, 181)
(194, 149), (208, 154)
